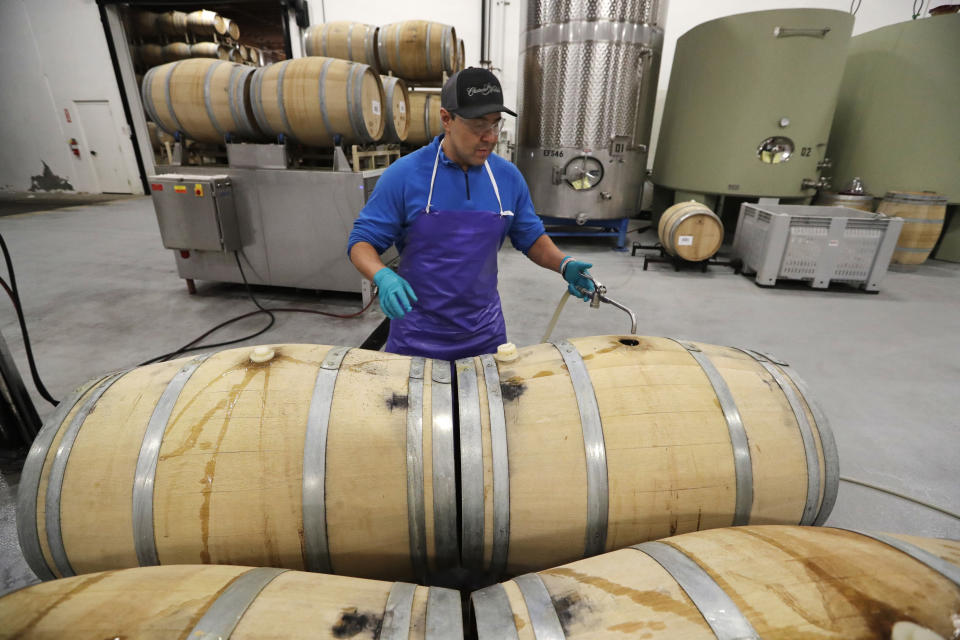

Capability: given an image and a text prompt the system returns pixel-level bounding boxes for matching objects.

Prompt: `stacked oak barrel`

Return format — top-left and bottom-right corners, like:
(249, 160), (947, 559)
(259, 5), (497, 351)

(302, 20), (463, 145)
(7, 336), (958, 637)
(136, 17), (460, 150)
(125, 8), (266, 72)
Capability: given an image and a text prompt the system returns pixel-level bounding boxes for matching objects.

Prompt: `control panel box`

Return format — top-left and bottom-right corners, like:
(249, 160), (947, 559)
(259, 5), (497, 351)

(149, 174), (240, 251)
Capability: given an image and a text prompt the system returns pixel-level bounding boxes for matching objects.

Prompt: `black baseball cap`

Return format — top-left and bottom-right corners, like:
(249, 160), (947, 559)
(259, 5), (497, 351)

(441, 67), (517, 118)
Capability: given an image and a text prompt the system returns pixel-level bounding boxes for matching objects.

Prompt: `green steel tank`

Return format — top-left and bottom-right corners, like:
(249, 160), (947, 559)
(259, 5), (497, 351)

(827, 14), (960, 204)
(651, 9), (854, 204)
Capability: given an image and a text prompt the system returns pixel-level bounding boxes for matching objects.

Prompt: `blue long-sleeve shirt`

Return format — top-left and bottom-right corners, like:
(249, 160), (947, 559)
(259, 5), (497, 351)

(347, 136), (545, 256)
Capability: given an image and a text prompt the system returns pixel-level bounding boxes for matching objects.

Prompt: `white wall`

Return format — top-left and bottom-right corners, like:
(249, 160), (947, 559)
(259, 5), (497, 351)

(0, 0), (142, 194)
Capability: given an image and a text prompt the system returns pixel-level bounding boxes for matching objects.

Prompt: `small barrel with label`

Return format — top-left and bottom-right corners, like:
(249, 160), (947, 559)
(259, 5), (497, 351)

(381, 75), (410, 142)
(658, 201), (724, 261)
(250, 57), (385, 147)
(877, 191), (948, 264)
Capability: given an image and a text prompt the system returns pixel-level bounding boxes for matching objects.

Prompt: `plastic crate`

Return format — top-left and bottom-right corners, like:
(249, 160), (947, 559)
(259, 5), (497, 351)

(732, 204), (903, 291)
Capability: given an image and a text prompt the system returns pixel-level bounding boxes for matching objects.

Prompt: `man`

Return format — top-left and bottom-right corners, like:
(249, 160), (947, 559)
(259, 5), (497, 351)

(347, 67), (596, 361)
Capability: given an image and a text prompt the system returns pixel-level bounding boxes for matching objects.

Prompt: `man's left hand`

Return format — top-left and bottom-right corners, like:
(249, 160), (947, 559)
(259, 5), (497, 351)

(562, 258), (595, 302)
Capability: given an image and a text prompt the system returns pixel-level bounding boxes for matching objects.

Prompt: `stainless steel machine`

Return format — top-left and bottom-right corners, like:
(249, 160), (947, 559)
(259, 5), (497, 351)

(516, 0), (666, 223)
(151, 144), (396, 306)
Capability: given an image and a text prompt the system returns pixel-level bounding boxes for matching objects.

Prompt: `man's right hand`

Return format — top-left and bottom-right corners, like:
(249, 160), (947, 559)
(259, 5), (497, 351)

(373, 268), (418, 319)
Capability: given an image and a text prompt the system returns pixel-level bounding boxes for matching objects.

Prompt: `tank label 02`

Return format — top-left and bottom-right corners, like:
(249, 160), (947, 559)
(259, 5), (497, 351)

(677, 235), (694, 246)
(542, 149), (564, 158)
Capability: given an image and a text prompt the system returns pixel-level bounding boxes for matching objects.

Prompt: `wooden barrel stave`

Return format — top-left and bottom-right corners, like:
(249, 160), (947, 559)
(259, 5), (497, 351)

(457, 335), (837, 577)
(251, 57), (385, 146)
(657, 201), (724, 261)
(877, 191), (948, 264)
(471, 526), (960, 639)
(17, 345), (458, 582)
(0, 564), (462, 639)
(161, 42), (191, 63)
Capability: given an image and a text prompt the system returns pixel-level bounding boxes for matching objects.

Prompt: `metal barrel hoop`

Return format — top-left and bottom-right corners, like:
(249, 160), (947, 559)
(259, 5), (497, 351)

(16, 376), (107, 581)
(302, 346), (351, 573)
(843, 529), (960, 586)
(45, 370), (129, 578)
(406, 357), (428, 582)
(549, 339), (609, 557)
(479, 354), (511, 579)
(735, 348), (820, 525)
(669, 339), (754, 526)
(185, 567), (288, 639)
(380, 582), (418, 640)
(133, 353), (212, 567)
(202, 61), (226, 139)
(456, 356), (485, 569)
(430, 360), (458, 569)
(632, 541), (760, 639)
(514, 573), (566, 640)
(470, 584), (521, 640)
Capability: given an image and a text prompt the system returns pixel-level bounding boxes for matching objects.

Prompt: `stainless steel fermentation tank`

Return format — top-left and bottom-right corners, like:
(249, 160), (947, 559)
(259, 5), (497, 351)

(517, 0), (666, 221)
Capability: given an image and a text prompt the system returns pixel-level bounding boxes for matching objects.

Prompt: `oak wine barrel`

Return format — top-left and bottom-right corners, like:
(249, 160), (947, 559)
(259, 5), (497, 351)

(458, 38), (465, 71)
(161, 42), (191, 63)
(0, 565), (463, 639)
(381, 75), (410, 142)
(135, 43), (164, 69)
(303, 21), (380, 71)
(378, 21), (457, 81)
(223, 16), (241, 40)
(128, 10), (158, 38)
(190, 41), (231, 60)
(156, 10), (188, 36)
(455, 335), (839, 578)
(815, 191), (875, 211)
(141, 58), (263, 144)
(250, 57), (385, 146)
(657, 201), (724, 261)
(471, 525), (960, 639)
(186, 9), (226, 37)
(16, 345), (459, 584)
(877, 191), (948, 264)
(406, 91), (442, 146)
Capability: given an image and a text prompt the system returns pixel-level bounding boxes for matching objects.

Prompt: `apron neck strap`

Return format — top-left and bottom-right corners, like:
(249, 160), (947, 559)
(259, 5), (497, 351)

(427, 142), (505, 216)
(426, 143), (442, 214)
(483, 161), (505, 215)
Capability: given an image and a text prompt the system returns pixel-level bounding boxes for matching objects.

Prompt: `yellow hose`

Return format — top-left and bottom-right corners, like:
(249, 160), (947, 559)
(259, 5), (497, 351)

(541, 290), (571, 343)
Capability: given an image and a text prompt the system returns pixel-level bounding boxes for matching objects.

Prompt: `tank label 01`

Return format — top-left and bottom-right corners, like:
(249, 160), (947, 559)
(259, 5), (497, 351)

(542, 149), (564, 158)
(677, 235), (694, 246)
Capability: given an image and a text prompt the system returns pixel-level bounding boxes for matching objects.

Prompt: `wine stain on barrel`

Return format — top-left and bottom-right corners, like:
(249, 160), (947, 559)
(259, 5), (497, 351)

(500, 379), (527, 401)
(331, 608), (383, 638)
(543, 567), (706, 626)
(386, 392), (408, 411)
(736, 529), (919, 636)
(551, 592), (590, 635)
(10, 571), (115, 637)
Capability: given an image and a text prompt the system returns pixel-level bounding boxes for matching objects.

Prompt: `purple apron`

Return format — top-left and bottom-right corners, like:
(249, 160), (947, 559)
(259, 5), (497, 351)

(384, 143), (514, 361)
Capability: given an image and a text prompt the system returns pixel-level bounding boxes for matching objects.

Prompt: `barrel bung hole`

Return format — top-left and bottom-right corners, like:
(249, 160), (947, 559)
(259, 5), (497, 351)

(619, 338), (640, 346)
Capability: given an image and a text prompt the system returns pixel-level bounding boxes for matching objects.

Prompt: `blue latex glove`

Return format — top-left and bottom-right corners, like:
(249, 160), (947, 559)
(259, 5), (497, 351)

(373, 267), (418, 319)
(562, 256), (595, 302)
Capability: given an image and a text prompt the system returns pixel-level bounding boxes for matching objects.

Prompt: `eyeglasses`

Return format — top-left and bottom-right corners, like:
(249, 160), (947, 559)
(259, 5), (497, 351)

(460, 117), (505, 136)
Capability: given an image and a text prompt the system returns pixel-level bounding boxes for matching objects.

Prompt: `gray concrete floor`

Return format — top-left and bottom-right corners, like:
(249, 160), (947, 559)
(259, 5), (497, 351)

(1, 196), (958, 597)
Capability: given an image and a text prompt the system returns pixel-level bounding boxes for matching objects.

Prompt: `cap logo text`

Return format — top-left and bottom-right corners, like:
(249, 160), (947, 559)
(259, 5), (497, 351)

(467, 83), (501, 97)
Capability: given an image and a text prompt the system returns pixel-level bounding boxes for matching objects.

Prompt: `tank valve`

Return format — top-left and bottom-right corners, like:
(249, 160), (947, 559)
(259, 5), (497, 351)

(600, 191), (612, 201)
(575, 212), (590, 225)
(249, 346), (276, 363)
